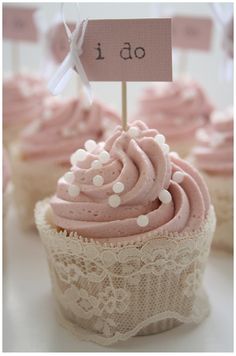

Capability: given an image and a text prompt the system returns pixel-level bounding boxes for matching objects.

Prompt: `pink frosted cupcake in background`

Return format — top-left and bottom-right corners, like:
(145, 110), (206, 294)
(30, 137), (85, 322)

(3, 148), (11, 224)
(190, 107), (233, 253)
(135, 79), (213, 157)
(3, 73), (50, 148)
(35, 120), (215, 345)
(10, 96), (120, 230)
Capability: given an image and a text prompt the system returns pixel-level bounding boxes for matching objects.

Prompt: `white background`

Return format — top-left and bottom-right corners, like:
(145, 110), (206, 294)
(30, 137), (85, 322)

(3, 2), (234, 116)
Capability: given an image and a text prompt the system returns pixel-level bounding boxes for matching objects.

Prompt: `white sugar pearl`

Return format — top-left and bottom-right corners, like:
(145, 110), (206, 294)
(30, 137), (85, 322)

(42, 110), (52, 120)
(137, 215), (149, 227)
(84, 139), (97, 153)
(161, 143), (170, 154)
(108, 194), (121, 208)
(74, 149), (87, 162)
(172, 171), (184, 183)
(169, 151), (179, 158)
(93, 175), (104, 187)
(112, 182), (125, 194)
(99, 150), (110, 164)
(159, 189), (172, 204)
(62, 127), (74, 137)
(70, 153), (78, 166)
(182, 89), (196, 101)
(64, 171), (75, 184)
(20, 84), (30, 97)
(91, 160), (102, 169)
(68, 185), (80, 197)
(154, 134), (165, 145)
(128, 126), (139, 138)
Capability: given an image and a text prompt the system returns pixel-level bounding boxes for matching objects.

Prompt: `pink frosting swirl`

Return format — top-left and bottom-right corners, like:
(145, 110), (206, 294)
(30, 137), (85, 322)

(136, 79), (213, 142)
(3, 74), (50, 128)
(20, 97), (120, 166)
(192, 107), (233, 175)
(50, 121), (211, 239)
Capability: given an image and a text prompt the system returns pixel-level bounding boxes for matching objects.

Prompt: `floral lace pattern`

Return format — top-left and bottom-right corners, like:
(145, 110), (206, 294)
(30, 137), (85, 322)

(36, 200), (216, 345)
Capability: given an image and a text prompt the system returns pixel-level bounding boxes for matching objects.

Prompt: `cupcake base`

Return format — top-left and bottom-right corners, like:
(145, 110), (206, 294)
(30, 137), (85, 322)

(35, 199), (215, 345)
(201, 172), (233, 253)
(10, 144), (68, 230)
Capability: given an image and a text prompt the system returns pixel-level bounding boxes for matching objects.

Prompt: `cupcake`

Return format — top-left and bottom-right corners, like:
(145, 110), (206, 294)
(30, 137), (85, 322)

(3, 73), (50, 148)
(35, 121), (216, 345)
(135, 79), (213, 157)
(190, 107), (233, 253)
(11, 97), (120, 230)
(3, 148), (11, 223)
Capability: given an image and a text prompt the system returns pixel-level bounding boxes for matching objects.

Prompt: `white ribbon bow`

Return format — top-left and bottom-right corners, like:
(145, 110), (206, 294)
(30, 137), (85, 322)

(48, 4), (93, 105)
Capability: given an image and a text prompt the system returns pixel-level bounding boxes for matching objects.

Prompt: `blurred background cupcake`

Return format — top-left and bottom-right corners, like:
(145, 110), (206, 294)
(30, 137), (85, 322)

(190, 107), (233, 252)
(10, 96), (120, 230)
(134, 78), (214, 158)
(3, 73), (51, 148)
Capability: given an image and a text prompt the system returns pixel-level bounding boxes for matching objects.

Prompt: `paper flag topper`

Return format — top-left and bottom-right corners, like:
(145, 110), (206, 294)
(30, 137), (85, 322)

(3, 6), (38, 42)
(50, 18), (172, 82)
(173, 16), (213, 51)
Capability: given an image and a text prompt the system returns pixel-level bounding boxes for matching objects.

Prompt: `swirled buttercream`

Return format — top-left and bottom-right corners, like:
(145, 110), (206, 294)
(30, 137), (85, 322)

(20, 97), (120, 165)
(192, 107), (233, 175)
(50, 120), (211, 238)
(136, 79), (213, 142)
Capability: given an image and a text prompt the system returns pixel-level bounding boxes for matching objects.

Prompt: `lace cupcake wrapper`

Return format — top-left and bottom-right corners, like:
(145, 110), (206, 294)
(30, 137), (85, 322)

(35, 200), (216, 345)
(201, 172), (233, 253)
(10, 144), (67, 230)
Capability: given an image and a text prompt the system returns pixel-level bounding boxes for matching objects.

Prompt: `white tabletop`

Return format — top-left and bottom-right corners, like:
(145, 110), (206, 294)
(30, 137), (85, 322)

(3, 204), (233, 352)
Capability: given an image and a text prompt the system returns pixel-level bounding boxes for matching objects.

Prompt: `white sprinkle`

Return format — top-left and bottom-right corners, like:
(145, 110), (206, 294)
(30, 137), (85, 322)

(77, 121), (86, 132)
(64, 171), (75, 184)
(112, 181), (125, 194)
(169, 151), (179, 158)
(74, 149), (87, 162)
(161, 143), (170, 154)
(137, 215), (149, 227)
(70, 153), (78, 166)
(172, 171), (184, 183)
(19, 84), (31, 97)
(98, 150), (110, 164)
(211, 111), (226, 124)
(108, 194), (121, 208)
(159, 189), (172, 204)
(91, 160), (102, 169)
(128, 126), (139, 138)
(68, 185), (80, 197)
(93, 175), (104, 187)
(42, 109), (52, 120)
(61, 127), (75, 137)
(182, 89), (196, 101)
(24, 120), (41, 135)
(84, 139), (97, 153)
(154, 134), (165, 145)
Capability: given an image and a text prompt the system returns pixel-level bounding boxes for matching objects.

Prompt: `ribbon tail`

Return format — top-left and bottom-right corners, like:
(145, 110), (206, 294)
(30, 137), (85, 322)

(74, 58), (93, 105)
(48, 53), (73, 95)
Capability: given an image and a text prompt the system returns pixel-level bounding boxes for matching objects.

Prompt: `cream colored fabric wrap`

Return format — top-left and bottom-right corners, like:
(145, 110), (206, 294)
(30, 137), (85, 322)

(201, 173), (233, 253)
(35, 200), (216, 345)
(10, 144), (68, 230)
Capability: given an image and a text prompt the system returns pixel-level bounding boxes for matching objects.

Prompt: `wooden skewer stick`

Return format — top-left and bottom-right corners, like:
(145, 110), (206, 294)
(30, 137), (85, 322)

(122, 81), (127, 131)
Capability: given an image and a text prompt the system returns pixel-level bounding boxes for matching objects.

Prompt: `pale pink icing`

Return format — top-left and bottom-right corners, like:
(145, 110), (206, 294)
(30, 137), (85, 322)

(192, 107), (233, 175)
(20, 97), (120, 165)
(136, 79), (213, 142)
(50, 121), (210, 239)
(3, 73), (50, 128)
(3, 149), (11, 192)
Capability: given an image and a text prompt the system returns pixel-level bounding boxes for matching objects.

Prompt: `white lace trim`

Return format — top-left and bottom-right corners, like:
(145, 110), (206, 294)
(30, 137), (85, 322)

(35, 200), (216, 345)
